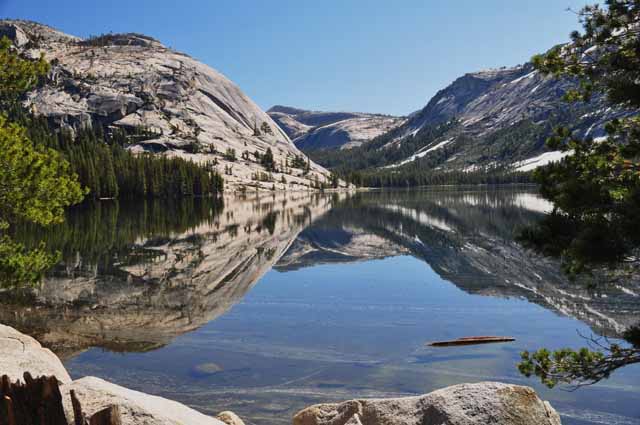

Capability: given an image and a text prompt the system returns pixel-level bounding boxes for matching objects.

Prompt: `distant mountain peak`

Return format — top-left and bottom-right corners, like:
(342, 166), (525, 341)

(368, 60), (633, 172)
(268, 105), (405, 151)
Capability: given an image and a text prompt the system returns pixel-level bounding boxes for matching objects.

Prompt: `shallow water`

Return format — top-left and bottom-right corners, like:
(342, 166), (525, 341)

(4, 189), (640, 424)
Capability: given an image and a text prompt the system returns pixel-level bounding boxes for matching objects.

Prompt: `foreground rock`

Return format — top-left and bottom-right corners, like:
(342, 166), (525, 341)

(61, 377), (228, 425)
(0, 323), (71, 384)
(293, 382), (561, 425)
(1, 323), (240, 425)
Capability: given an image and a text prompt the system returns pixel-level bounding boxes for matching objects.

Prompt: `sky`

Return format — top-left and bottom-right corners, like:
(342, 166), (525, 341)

(0, 0), (590, 115)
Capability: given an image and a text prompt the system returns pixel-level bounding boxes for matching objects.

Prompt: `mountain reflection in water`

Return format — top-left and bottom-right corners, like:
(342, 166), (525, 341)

(1, 189), (639, 425)
(2, 192), (340, 358)
(278, 191), (638, 338)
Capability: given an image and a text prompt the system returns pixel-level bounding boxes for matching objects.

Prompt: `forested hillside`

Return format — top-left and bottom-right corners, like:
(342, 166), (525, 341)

(15, 111), (223, 199)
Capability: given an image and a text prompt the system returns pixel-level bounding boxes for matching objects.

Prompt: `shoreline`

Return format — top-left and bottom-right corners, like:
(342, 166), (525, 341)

(1, 323), (562, 425)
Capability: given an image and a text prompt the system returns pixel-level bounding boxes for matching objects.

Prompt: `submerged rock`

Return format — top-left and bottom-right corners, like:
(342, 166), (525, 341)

(293, 382), (561, 425)
(1, 316), (560, 425)
(0, 323), (71, 384)
(193, 362), (224, 375)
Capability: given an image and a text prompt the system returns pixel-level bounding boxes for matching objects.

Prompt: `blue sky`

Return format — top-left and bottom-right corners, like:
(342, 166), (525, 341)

(1, 0), (589, 115)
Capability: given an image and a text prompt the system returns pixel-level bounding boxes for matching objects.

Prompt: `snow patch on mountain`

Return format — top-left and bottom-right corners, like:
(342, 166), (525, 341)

(512, 151), (570, 172)
(385, 138), (454, 168)
(371, 59), (634, 173)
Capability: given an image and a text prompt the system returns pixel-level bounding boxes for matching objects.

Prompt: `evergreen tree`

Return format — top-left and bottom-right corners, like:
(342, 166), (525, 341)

(261, 147), (275, 171)
(12, 112), (224, 200)
(518, 0), (640, 389)
(0, 38), (85, 287)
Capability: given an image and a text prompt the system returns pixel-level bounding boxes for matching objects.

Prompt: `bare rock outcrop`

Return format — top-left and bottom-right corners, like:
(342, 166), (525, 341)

(0, 323), (71, 384)
(377, 61), (635, 172)
(293, 382), (561, 425)
(0, 22), (29, 46)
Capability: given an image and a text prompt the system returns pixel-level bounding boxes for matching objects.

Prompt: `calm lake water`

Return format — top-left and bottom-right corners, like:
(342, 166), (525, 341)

(3, 189), (639, 425)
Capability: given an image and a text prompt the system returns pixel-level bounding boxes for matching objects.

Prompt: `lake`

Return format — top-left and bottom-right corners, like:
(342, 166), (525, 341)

(3, 189), (639, 425)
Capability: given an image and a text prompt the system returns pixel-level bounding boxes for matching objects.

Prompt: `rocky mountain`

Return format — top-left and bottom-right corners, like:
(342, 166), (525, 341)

(1, 20), (343, 190)
(344, 63), (633, 174)
(268, 105), (405, 151)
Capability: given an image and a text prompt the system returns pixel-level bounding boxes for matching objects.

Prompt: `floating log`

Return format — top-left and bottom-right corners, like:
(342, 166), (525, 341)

(428, 336), (515, 347)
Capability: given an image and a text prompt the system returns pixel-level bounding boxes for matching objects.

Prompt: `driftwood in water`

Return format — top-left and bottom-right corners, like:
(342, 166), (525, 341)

(428, 336), (515, 347)
(0, 374), (121, 425)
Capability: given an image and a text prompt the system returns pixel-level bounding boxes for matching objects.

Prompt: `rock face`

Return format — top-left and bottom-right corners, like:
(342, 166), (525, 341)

(293, 382), (562, 425)
(405, 66), (556, 136)
(268, 105), (405, 150)
(0, 20), (340, 190)
(0, 323), (71, 384)
(61, 377), (226, 425)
